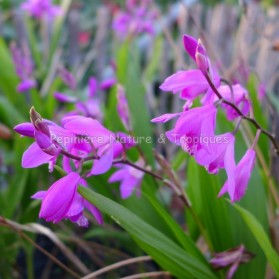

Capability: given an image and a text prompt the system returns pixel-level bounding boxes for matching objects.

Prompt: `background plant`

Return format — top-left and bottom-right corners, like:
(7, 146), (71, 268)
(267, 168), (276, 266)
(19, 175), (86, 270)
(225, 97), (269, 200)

(1, 0), (279, 278)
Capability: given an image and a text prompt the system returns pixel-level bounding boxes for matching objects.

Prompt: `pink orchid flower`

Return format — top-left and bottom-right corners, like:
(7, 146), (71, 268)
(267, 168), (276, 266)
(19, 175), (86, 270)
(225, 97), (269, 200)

(218, 148), (256, 202)
(32, 172), (103, 227)
(109, 159), (145, 199)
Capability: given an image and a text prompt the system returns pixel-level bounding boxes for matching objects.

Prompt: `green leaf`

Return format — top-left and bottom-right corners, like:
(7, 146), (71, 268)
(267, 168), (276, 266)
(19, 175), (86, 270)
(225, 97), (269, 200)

(115, 41), (154, 165)
(5, 171), (29, 218)
(215, 109), (268, 279)
(187, 157), (233, 251)
(48, 0), (72, 64)
(246, 75), (269, 162)
(172, 149), (187, 171)
(143, 36), (163, 82)
(144, 192), (208, 264)
(0, 95), (25, 127)
(25, 16), (43, 73)
(78, 186), (217, 279)
(267, 91), (279, 114)
(233, 203), (279, 277)
(0, 39), (26, 113)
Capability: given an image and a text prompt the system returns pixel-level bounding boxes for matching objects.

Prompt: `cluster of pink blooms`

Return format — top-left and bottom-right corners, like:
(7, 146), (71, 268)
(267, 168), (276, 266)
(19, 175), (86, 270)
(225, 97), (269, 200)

(14, 87), (144, 226)
(152, 34), (258, 203)
(11, 0), (62, 93)
(14, 0), (258, 225)
(21, 0), (62, 19)
(112, 0), (158, 39)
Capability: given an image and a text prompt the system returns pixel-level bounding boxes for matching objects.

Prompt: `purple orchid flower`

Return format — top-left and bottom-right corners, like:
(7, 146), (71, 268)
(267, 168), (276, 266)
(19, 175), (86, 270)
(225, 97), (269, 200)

(210, 245), (254, 279)
(154, 105), (217, 156)
(61, 115), (136, 176)
(152, 33), (258, 202)
(16, 111), (136, 177)
(159, 35), (220, 109)
(218, 148), (256, 202)
(21, 0), (62, 19)
(14, 109), (75, 171)
(195, 133), (235, 175)
(10, 43), (36, 93)
(32, 172), (103, 227)
(109, 159), (145, 199)
(215, 84), (251, 121)
(15, 107), (139, 226)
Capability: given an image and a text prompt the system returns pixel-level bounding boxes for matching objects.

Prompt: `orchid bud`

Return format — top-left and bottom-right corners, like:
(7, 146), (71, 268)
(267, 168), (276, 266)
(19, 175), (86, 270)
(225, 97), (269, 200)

(195, 39), (209, 74)
(30, 107), (50, 137)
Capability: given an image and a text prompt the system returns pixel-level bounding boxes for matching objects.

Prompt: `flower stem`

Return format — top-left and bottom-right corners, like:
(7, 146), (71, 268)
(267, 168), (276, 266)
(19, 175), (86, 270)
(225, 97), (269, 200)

(80, 256), (152, 279)
(204, 73), (279, 155)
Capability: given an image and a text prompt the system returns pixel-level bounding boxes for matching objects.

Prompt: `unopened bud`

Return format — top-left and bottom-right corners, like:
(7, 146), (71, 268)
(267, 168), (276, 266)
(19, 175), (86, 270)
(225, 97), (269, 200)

(30, 107), (50, 136)
(30, 106), (41, 124)
(195, 39), (209, 74)
(196, 53), (209, 74)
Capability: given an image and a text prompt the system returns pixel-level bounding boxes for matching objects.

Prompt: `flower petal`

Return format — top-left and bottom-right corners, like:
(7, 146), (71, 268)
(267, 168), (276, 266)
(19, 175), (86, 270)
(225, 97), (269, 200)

(39, 172), (80, 222)
(31, 191), (46, 200)
(160, 70), (207, 96)
(151, 113), (181, 123)
(120, 176), (139, 199)
(17, 79), (36, 92)
(183, 34), (198, 61)
(89, 144), (114, 176)
(109, 169), (127, 183)
(54, 92), (77, 103)
(22, 142), (53, 168)
(84, 201), (103, 224)
(63, 116), (113, 147)
(233, 149), (256, 202)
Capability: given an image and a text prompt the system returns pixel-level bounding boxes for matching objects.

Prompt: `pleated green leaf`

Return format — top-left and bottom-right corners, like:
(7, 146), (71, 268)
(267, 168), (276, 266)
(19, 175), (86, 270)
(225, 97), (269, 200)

(233, 203), (279, 277)
(78, 186), (217, 279)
